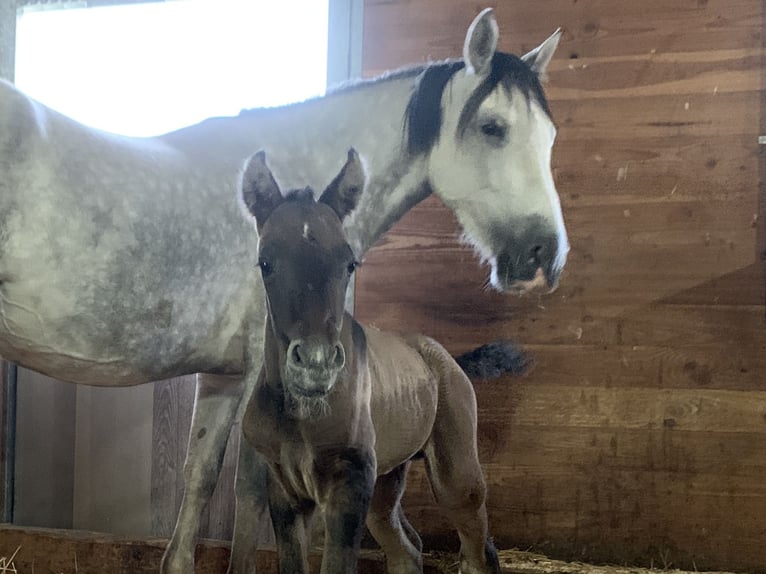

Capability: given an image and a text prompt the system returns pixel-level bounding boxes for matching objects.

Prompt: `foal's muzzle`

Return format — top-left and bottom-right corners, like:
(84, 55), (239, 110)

(285, 337), (346, 396)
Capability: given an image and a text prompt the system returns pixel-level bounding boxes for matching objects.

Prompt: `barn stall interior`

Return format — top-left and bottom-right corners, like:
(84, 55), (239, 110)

(1, 0), (765, 573)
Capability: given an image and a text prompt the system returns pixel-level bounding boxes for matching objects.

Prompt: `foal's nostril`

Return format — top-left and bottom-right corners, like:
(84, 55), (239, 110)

(332, 344), (346, 369)
(291, 343), (304, 366)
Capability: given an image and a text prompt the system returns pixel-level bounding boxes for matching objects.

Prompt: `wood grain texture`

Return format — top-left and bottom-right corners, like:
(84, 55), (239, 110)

(150, 375), (237, 541)
(357, 0), (765, 571)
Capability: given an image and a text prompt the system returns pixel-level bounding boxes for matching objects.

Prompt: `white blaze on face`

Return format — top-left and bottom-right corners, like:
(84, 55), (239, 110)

(302, 222), (310, 240)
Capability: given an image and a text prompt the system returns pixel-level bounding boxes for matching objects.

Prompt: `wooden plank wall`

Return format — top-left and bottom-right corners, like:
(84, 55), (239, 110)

(357, 1), (765, 572)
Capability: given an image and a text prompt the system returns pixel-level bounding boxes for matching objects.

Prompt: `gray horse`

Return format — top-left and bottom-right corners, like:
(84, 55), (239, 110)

(240, 148), (502, 574)
(0, 9), (566, 572)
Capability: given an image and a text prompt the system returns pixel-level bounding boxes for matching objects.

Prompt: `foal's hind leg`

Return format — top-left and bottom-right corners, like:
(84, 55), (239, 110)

(161, 373), (245, 574)
(420, 347), (500, 574)
(366, 462), (422, 574)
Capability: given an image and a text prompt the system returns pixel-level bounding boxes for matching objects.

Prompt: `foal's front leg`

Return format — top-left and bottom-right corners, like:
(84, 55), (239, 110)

(320, 449), (376, 574)
(227, 442), (272, 574)
(269, 476), (315, 574)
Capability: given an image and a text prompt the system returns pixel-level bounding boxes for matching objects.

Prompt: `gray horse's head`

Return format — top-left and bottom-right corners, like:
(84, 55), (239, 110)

(408, 8), (569, 293)
(240, 149), (364, 417)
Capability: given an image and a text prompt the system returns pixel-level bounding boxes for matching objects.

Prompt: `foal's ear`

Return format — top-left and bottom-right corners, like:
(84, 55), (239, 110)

(240, 151), (284, 229)
(463, 7), (498, 76)
(521, 28), (562, 82)
(320, 148), (366, 221)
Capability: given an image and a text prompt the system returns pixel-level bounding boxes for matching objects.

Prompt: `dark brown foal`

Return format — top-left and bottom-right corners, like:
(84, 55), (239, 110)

(239, 149), (501, 574)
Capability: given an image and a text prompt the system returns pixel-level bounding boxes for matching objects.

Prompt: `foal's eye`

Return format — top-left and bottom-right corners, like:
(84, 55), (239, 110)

(258, 259), (273, 277)
(480, 119), (507, 140)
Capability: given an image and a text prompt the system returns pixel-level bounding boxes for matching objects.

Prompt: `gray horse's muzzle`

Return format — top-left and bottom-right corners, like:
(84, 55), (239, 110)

(492, 222), (569, 294)
(284, 337), (346, 397)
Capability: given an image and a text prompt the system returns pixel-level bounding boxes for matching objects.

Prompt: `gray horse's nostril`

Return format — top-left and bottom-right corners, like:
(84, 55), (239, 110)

(529, 244), (544, 265)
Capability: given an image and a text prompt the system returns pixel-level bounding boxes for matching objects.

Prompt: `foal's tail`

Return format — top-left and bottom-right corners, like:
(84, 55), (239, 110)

(453, 340), (531, 380)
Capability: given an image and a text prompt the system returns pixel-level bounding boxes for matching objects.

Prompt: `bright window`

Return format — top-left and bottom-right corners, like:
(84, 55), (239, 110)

(15, 0), (329, 136)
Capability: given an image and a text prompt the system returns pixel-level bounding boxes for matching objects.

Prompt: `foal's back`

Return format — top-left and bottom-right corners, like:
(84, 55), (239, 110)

(360, 321), (480, 475)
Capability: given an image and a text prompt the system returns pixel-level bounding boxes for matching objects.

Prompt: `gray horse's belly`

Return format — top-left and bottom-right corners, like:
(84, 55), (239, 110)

(0, 274), (248, 385)
(0, 250), (253, 385)
(0, 157), (259, 386)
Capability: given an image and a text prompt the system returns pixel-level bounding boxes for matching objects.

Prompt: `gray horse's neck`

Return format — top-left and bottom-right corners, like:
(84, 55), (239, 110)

(344, 155), (431, 257)
(165, 75), (433, 258)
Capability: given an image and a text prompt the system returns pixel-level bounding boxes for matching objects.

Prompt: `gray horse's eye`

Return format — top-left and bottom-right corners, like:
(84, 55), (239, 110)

(258, 259), (273, 278)
(480, 119), (507, 141)
(347, 261), (358, 275)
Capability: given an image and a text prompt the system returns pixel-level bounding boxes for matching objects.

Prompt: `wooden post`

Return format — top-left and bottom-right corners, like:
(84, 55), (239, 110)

(0, 0), (15, 526)
(0, 0), (15, 82)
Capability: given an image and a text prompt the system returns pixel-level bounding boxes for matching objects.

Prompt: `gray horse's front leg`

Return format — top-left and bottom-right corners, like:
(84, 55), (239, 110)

(227, 434), (273, 574)
(320, 449), (376, 574)
(161, 373), (245, 574)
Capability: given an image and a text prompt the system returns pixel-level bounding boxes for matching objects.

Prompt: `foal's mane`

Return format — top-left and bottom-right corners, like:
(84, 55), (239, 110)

(283, 187), (316, 203)
(238, 52), (551, 158)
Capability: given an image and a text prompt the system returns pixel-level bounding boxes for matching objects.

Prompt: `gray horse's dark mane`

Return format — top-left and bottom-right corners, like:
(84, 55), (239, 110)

(406, 52), (552, 156)
(239, 52), (550, 158)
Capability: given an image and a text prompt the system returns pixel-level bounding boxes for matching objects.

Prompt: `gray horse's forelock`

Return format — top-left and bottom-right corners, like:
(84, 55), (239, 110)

(457, 52), (552, 138)
(286, 390), (331, 420)
(405, 51), (552, 157)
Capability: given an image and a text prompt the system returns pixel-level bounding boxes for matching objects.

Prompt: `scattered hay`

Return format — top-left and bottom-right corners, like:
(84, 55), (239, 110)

(0, 545), (77, 574)
(494, 549), (739, 574)
(0, 546), (20, 574)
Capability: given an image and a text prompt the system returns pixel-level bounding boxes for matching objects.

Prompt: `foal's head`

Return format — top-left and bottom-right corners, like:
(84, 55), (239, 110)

(240, 150), (365, 415)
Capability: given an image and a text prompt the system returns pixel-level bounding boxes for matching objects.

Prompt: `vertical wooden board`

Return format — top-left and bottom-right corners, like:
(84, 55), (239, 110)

(0, 0), (16, 529)
(72, 384), (154, 537)
(202, 421), (237, 541)
(0, 0), (16, 82)
(150, 373), (237, 541)
(151, 375), (196, 537)
(759, 0), (766, 316)
(0, 359), (9, 521)
(13, 367), (75, 529)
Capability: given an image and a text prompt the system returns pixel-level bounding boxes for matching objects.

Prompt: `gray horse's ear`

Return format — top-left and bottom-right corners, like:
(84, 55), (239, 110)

(463, 7), (498, 76)
(240, 151), (283, 229)
(521, 28), (562, 82)
(320, 148), (366, 221)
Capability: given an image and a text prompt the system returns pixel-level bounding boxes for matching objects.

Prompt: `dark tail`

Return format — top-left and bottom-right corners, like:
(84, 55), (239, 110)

(453, 340), (531, 380)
